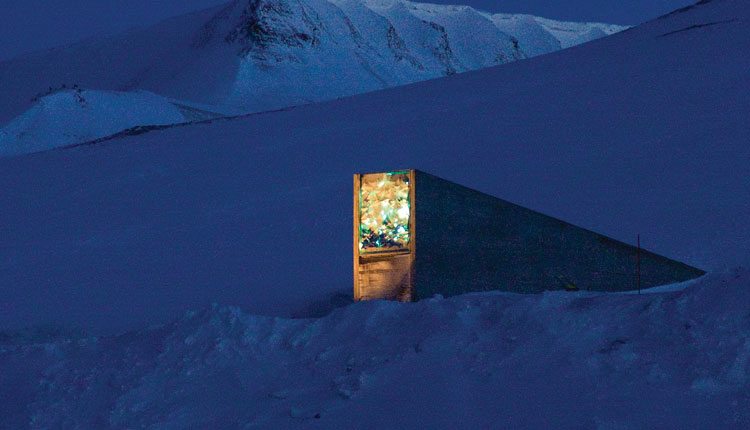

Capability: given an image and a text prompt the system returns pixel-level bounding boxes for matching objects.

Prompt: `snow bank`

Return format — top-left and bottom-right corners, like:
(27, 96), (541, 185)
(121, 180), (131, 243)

(1, 269), (748, 428)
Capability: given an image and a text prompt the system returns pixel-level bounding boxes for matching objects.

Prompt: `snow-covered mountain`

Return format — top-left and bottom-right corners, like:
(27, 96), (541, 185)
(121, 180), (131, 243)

(0, 0), (624, 156)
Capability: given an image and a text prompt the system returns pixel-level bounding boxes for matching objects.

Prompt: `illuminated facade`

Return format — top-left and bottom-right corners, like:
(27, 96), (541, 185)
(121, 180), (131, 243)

(353, 169), (705, 302)
(358, 171), (411, 252)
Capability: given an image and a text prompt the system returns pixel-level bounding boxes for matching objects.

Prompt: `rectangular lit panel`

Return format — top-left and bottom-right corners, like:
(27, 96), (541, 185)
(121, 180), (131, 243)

(359, 171), (411, 252)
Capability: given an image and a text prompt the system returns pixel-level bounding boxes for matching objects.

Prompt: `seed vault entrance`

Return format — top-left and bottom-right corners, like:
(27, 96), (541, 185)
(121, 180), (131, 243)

(353, 169), (705, 302)
(353, 170), (415, 301)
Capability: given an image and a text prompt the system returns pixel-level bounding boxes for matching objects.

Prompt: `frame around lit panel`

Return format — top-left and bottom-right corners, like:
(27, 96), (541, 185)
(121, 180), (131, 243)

(355, 170), (416, 256)
(353, 169), (417, 301)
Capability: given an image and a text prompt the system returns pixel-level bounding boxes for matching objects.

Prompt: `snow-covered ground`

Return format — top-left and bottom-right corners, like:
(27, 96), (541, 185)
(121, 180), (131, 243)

(0, 90), (227, 157)
(1, 269), (748, 428)
(0, 0), (748, 426)
(0, 0), (624, 155)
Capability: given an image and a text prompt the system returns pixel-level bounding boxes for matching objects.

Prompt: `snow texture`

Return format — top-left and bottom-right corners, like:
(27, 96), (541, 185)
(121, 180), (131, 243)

(1, 270), (749, 428)
(0, 90), (219, 157)
(0, 0), (624, 155)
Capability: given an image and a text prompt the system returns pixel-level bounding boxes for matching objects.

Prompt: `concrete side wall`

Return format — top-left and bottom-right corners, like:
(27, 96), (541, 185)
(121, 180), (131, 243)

(413, 171), (704, 299)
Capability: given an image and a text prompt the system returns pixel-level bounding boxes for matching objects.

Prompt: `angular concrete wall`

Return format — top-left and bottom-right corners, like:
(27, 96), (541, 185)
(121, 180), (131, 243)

(412, 170), (705, 299)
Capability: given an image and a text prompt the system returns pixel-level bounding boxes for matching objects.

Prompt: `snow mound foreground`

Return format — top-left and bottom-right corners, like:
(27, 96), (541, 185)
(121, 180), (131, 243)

(0, 90), (203, 157)
(2, 270), (749, 428)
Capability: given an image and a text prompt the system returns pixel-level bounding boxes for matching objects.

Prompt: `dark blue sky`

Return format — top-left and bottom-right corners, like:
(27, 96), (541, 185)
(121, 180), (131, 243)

(0, 0), (694, 61)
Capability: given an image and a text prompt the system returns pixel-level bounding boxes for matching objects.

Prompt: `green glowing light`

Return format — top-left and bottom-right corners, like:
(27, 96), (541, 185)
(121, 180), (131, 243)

(359, 172), (410, 252)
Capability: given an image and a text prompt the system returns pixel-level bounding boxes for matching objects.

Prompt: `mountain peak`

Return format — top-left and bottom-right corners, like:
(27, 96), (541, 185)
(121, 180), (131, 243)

(224, 0), (322, 51)
(0, 0), (626, 154)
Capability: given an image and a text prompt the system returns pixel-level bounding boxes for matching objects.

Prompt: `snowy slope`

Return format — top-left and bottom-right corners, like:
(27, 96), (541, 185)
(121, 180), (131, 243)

(0, 90), (226, 157)
(532, 16), (623, 48)
(1, 270), (749, 428)
(0, 0), (624, 154)
(0, 0), (748, 337)
(0, 0), (623, 121)
(490, 12), (623, 55)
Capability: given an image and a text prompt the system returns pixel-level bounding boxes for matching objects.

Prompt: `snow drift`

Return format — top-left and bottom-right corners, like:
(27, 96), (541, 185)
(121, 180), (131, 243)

(1, 270), (748, 428)
(0, 0), (624, 155)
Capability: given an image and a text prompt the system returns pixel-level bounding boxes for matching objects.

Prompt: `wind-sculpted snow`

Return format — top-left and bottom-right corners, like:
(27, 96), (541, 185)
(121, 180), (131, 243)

(1, 270), (748, 428)
(0, 0), (624, 155)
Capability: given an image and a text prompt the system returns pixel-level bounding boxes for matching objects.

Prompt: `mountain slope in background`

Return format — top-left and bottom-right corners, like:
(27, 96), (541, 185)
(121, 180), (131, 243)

(0, 90), (226, 156)
(0, 0), (623, 155)
(0, 0), (746, 335)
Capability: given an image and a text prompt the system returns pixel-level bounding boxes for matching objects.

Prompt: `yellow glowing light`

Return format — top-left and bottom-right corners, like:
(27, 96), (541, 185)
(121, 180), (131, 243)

(397, 205), (409, 220)
(359, 172), (411, 251)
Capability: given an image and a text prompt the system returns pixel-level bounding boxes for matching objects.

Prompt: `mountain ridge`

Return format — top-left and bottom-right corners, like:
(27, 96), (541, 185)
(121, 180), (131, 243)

(0, 0), (624, 155)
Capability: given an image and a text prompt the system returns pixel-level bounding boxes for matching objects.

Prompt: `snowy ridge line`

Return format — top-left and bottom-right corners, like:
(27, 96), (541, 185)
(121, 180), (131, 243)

(658, 0), (717, 20)
(0, 0), (626, 156)
(657, 18), (737, 37)
(0, 89), (234, 157)
(1, 269), (749, 427)
(57, 105), (292, 152)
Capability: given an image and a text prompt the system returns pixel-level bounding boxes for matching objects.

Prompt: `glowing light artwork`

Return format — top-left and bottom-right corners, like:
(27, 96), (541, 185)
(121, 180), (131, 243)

(359, 171), (411, 252)
(354, 169), (706, 303)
